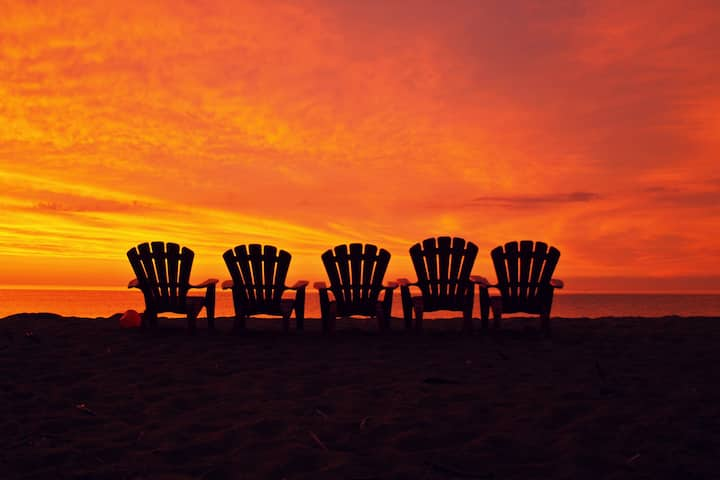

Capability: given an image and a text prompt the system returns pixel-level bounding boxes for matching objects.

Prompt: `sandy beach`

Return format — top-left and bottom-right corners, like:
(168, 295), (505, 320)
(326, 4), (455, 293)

(2, 314), (719, 479)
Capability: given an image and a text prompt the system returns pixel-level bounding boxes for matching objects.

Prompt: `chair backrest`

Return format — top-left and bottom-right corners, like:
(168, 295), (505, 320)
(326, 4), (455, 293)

(491, 240), (560, 314)
(321, 243), (391, 317)
(127, 242), (193, 313)
(409, 236), (478, 311)
(223, 244), (291, 314)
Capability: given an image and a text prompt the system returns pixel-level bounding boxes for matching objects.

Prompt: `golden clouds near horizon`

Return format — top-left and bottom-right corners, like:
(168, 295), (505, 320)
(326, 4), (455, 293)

(1, 1), (720, 290)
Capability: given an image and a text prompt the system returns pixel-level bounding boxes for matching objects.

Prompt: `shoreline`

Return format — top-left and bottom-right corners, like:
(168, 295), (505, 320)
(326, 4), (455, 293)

(2, 314), (719, 479)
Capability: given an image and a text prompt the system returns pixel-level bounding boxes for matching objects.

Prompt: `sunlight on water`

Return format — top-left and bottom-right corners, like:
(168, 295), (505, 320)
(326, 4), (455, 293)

(0, 290), (718, 319)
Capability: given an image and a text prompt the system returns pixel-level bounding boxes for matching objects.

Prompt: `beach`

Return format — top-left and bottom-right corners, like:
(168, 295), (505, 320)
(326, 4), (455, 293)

(2, 314), (719, 479)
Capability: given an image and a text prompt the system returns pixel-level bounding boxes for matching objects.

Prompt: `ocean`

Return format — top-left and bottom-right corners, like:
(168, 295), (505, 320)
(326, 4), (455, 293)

(0, 289), (718, 319)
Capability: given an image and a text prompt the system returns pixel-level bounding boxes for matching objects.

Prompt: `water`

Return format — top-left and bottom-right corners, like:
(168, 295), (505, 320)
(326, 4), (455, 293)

(0, 290), (718, 319)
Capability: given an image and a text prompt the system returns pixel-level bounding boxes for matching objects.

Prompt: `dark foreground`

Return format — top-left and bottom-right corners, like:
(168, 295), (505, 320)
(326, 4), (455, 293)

(1, 314), (719, 479)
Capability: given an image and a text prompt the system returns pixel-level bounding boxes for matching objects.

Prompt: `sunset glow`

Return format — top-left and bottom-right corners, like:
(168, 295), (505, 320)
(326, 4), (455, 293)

(1, 1), (719, 292)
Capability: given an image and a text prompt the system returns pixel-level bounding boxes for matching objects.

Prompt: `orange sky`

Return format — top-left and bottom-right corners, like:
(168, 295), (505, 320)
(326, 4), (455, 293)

(1, 1), (719, 292)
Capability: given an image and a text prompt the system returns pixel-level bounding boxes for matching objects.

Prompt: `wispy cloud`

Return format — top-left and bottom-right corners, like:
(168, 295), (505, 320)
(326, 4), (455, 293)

(1, 0), (719, 288)
(470, 192), (601, 208)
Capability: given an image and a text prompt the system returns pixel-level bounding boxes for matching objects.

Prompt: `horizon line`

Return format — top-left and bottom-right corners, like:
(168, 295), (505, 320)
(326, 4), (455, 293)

(1, 284), (719, 295)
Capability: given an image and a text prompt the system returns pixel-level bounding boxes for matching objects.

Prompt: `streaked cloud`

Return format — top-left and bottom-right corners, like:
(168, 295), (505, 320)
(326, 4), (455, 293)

(1, 0), (719, 290)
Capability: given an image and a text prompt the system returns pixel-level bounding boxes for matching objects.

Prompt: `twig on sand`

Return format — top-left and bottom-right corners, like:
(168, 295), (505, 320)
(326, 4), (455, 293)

(426, 459), (494, 478)
(24, 331), (40, 343)
(359, 416), (372, 430)
(315, 408), (328, 419)
(497, 350), (509, 360)
(309, 430), (328, 451)
(75, 403), (97, 416)
(626, 453), (641, 464)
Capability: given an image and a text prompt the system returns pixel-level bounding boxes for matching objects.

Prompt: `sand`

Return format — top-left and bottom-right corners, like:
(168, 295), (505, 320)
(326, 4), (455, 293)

(1, 314), (719, 480)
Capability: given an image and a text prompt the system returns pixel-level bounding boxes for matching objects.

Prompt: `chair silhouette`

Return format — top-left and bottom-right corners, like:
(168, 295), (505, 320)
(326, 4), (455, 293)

(127, 242), (217, 331)
(222, 244), (308, 332)
(314, 243), (397, 332)
(474, 240), (564, 334)
(398, 236), (478, 331)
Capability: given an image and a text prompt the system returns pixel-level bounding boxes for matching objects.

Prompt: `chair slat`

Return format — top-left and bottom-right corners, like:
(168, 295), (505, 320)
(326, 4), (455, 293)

(224, 249), (248, 306)
(138, 243), (159, 305)
(519, 240), (533, 302)
(423, 238), (439, 307)
(178, 246), (194, 300)
(274, 250), (291, 304)
(491, 246), (508, 299)
(409, 243), (430, 299)
(263, 245), (277, 305)
(335, 245), (352, 308)
(372, 248), (390, 304)
(151, 242), (169, 303)
(457, 238), (477, 308)
(234, 245), (255, 307)
(322, 249), (343, 305)
(540, 246), (560, 285)
(448, 238), (464, 300)
(505, 242), (519, 306)
(437, 236), (451, 302)
(361, 244), (378, 302)
(166, 243), (180, 304)
(529, 242), (548, 301)
(350, 243), (363, 305)
(249, 244), (264, 305)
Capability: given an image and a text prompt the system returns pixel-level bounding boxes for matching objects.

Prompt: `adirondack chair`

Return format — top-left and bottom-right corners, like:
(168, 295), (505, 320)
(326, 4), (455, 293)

(222, 244), (308, 332)
(397, 236), (479, 332)
(127, 242), (217, 331)
(314, 243), (397, 332)
(473, 240), (564, 334)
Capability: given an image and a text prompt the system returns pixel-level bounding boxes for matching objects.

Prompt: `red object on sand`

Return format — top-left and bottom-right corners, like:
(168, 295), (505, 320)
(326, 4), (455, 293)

(119, 309), (142, 328)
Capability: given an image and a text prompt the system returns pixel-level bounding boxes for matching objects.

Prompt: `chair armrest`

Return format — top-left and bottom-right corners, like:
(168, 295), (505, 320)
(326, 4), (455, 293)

(550, 278), (564, 289)
(470, 275), (492, 288)
(128, 278), (139, 289)
(189, 278), (219, 288)
(313, 281), (328, 290)
(289, 280), (309, 290)
(221, 279), (233, 290)
(384, 281), (398, 289)
(396, 278), (415, 287)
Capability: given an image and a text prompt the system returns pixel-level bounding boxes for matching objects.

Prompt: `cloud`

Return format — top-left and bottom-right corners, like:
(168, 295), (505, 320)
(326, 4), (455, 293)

(470, 192), (600, 208)
(1, 0), (719, 289)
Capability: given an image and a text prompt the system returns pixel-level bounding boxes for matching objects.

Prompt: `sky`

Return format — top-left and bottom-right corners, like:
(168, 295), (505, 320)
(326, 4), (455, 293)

(1, 0), (719, 292)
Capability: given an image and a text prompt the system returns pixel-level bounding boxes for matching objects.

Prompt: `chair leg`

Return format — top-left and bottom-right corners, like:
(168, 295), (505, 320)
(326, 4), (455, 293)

(375, 302), (387, 332)
(412, 298), (424, 332)
(187, 312), (198, 334)
(205, 284), (216, 331)
(232, 315), (246, 333)
(491, 298), (502, 330)
(323, 302), (337, 334)
(401, 286), (413, 330)
(479, 289), (490, 331)
(541, 313), (551, 336)
(280, 300), (293, 333)
(295, 289), (306, 331)
(141, 311), (154, 329)
(462, 307), (474, 333)
(282, 315), (290, 332)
